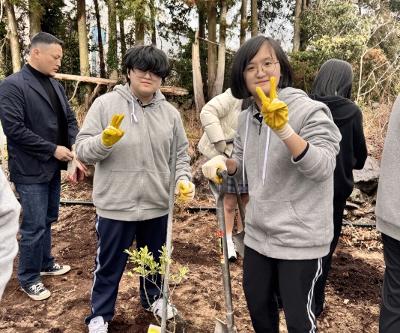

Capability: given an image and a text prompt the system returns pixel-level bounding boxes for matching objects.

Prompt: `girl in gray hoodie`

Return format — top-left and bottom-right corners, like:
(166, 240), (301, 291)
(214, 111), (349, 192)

(202, 36), (341, 332)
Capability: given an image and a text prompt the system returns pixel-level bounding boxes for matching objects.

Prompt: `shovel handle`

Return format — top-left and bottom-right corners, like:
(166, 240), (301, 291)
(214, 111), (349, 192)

(232, 178), (246, 226)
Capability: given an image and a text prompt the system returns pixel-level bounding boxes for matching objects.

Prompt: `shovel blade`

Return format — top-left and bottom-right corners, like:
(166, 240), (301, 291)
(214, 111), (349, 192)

(232, 231), (245, 258)
(214, 318), (229, 333)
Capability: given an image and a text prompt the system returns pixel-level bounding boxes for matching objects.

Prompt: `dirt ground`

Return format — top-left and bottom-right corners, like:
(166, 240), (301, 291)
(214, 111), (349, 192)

(0, 172), (384, 333)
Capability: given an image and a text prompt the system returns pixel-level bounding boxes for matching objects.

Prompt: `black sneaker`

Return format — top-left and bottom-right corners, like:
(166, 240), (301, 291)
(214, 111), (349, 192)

(40, 263), (71, 276)
(22, 282), (51, 301)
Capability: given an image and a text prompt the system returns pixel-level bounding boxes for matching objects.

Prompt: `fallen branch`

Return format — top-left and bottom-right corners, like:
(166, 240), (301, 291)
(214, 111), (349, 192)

(54, 73), (189, 96)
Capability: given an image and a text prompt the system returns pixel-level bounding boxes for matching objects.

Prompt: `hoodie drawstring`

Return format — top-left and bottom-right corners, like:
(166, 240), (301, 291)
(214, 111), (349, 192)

(242, 112), (250, 185)
(262, 126), (271, 185)
(130, 97), (138, 124)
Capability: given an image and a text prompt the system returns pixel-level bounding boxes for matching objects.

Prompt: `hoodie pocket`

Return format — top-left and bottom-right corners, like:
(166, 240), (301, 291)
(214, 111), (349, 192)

(254, 199), (327, 248)
(93, 170), (140, 210)
(140, 172), (170, 210)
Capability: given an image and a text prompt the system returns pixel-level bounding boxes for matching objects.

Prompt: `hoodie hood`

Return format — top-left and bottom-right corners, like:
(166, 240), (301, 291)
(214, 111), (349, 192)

(279, 87), (310, 105)
(309, 94), (359, 126)
(113, 83), (166, 105)
(113, 83), (167, 124)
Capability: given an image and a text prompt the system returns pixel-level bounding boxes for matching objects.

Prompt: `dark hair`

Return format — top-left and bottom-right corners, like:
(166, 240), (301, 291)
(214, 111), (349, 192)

(230, 35), (293, 99)
(311, 59), (353, 99)
(123, 45), (170, 82)
(30, 32), (64, 49)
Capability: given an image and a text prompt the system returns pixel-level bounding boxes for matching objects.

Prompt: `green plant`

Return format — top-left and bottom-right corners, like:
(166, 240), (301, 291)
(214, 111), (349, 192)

(125, 245), (189, 328)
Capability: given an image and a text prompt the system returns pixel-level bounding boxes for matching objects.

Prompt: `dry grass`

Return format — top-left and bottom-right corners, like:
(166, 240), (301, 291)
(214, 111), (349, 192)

(181, 108), (203, 141)
(362, 102), (393, 161)
(73, 103), (89, 128)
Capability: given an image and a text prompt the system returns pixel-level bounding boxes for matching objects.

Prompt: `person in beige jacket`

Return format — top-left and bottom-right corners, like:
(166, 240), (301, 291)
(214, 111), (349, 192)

(198, 88), (249, 261)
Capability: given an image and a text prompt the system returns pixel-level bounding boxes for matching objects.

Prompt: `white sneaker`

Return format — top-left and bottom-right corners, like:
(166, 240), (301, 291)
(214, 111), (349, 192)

(88, 316), (108, 333)
(227, 238), (237, 261)
(148, 298), (178, 320)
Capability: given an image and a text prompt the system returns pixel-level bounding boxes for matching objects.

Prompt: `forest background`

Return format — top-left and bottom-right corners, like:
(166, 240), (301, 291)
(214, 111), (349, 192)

(1, 1), (400, 332)
(1, 0), (400, 112)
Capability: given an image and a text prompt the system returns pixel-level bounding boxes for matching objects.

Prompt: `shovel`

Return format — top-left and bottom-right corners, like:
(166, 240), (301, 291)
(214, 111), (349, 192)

(210, 171), (237, 333)
(160, 134), (178, 333)
(231, 177), (246, 258)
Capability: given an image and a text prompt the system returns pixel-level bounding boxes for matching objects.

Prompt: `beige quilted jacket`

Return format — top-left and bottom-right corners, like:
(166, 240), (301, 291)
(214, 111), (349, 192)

(198, 89), (242, 159)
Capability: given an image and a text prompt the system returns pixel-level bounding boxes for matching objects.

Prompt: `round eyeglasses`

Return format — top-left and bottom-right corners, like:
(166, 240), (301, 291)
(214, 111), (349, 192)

(245, 60), (279, 75)
(132, 69), (161, 80)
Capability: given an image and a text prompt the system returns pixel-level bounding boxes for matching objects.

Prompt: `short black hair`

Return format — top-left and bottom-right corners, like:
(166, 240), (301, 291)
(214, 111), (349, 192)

(230, 35), (293, 99)
(123, 45), (170, 82)
(311, 59), (353, 99)
(30, 32), (64, 49)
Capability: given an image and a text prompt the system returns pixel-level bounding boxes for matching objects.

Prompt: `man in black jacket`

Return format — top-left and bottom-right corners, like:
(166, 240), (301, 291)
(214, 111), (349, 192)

(0, 32), (83, 301)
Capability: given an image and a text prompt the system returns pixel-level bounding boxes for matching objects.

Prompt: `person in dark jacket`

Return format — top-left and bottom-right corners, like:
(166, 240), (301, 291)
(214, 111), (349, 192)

(310, 58), (368, 316)
(0, 32), (84, 301)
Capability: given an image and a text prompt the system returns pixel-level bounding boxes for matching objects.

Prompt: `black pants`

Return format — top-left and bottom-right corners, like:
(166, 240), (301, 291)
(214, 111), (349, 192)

(243, 246), (322, 333)
(85, 214), (168, 324)
(380, 233), (400, 333)
(314, 198), (346, 316)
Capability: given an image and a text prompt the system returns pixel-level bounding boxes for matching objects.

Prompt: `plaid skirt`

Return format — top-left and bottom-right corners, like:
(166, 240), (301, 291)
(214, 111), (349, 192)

(226, 176), (248, 194)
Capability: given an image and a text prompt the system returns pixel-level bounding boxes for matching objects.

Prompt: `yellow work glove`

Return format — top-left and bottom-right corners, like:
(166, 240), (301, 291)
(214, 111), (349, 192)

(176, 179), (195, 202)
(147, 324), (161, 333)
(256, 77), (294, 140)
(102, 114), (125, 147)
(201, 155), (227, 184)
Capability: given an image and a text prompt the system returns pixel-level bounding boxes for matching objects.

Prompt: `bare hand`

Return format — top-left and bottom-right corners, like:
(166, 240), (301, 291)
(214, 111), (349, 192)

(67, 152), (89, 183)
(226, 159), (238, 175)
(54, 146), (74, 162)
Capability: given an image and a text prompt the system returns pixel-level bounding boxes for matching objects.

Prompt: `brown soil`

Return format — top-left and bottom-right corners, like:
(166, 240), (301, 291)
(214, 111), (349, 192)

(0, 173), (384, 333)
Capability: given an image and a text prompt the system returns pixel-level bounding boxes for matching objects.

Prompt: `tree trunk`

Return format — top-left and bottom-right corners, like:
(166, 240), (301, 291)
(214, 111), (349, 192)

(135, 3), (145, 45)
(4, 0), (21, 72)
(250, 0), (258, 37)
(302, 0), (310, 11)
(93, 0), (106, 78)
(212, 0), (227, 97)
(77, 0), (90, 76)
(106, 0), (118, 79)
(150, 0), (157, 45)
(240, 0), (248, 45)
(29, 0), (43, 38)
(292, 0), (302, 52)
(207, 0), (217, 99)
(198, 1), (206, 39)
(192, 31), (205, 115)
(117, 0), (126, 56)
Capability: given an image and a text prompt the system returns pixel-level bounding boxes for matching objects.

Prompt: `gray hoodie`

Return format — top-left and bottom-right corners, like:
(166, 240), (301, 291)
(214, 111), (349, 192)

(0, 168), (20, 299)
(75, 84), (191, 221)
(376, 96), (400, 240)
(232, 87), (341, 260)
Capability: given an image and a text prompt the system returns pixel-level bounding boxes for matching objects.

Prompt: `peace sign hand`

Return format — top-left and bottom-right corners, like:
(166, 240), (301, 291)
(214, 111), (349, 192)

(102, 114), (125, 147)
(256, 76), (289, 131)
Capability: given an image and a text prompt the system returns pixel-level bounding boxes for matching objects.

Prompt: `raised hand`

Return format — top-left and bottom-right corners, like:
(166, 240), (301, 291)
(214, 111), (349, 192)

(102, 114), (125, 147)
(256, 76), (288, 131)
